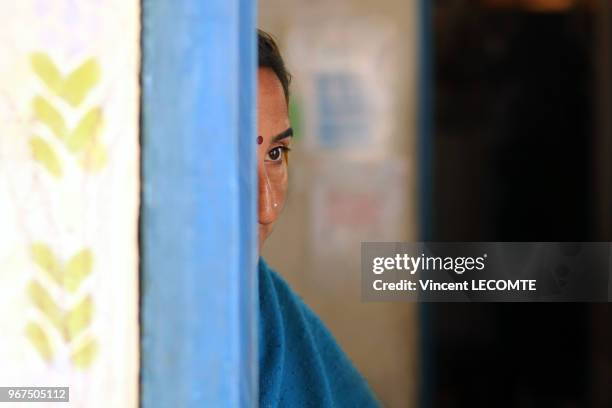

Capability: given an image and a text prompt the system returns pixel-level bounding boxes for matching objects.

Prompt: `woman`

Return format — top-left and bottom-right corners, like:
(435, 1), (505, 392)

(257, 30), (380, 407)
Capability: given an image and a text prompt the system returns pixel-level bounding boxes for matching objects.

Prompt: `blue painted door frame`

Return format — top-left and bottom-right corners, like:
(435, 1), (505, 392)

(140, 0), (258, 406)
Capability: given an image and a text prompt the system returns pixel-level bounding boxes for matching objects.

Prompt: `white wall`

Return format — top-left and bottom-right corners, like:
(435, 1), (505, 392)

(0, 2), (140, 406)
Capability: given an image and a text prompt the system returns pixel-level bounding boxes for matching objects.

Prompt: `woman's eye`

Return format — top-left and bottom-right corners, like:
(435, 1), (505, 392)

(267, 146), (286, 162)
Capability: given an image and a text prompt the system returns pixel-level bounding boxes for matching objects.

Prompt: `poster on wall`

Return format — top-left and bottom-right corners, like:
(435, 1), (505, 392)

(283, 12), (414, 271)
(0, 1), (139, 406)
(285, 14), (401, 159)
(309, 158), (409, 285)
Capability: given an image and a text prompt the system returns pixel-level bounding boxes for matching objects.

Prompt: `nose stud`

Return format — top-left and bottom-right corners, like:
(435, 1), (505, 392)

(260, 144), (278, 209)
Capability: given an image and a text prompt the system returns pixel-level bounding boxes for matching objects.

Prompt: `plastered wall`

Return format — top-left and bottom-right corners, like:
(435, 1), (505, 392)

(0, 2), (140, 406)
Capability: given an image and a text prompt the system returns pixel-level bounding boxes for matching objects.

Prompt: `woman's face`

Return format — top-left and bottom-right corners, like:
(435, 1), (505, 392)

(257, 68), (292, 250)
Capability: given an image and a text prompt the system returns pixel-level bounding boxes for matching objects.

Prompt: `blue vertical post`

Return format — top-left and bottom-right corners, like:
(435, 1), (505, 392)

(140, 0), (258, 407)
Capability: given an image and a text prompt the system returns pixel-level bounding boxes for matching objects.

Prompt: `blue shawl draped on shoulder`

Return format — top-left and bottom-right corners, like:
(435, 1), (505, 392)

(259, 258), (380, 408)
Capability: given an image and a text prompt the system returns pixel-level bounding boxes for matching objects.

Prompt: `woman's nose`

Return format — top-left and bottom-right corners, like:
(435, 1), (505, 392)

(258, 167), (278, 225)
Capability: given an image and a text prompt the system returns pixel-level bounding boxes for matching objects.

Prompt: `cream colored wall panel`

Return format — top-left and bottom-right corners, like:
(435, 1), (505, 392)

(0, 1), (139, 407)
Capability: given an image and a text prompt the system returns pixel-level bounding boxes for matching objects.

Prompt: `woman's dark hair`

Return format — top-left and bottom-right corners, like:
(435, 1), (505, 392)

(258, 29), (291, 102)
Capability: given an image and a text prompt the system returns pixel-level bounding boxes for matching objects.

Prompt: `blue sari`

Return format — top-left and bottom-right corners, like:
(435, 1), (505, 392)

(259, 258), (380, 407)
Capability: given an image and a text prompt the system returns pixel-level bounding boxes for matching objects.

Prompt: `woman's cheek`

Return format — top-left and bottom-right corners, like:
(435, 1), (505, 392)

(279, 168), (289, 210)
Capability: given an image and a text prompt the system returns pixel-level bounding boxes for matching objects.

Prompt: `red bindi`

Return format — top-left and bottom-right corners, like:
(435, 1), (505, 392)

(257, 135), (263, 145)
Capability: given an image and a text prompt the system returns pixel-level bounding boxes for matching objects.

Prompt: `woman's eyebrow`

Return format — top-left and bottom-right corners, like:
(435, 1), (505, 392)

(272, 127), (293, 142)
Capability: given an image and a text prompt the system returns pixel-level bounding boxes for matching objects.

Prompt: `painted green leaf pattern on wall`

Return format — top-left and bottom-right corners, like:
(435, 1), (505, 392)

(26, 244), (98, 369)
(29, 52), (107, 177)
(30, 54), (100, 106)
(30, 136), (62, 178)
(66, 108), (103, 153)
(71, 337), (98, 369)
(26, 53), (105, 367)
(66, 296), (93, 342)
(30, 243), (62, 284)
(30, 53), (63, 94)
(64, 249), (93, 292)
(61, 59), (100, 107)
(32, 96), (67, 139)
(27, 280), (64, 333)
(25, 321), (54, 362)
